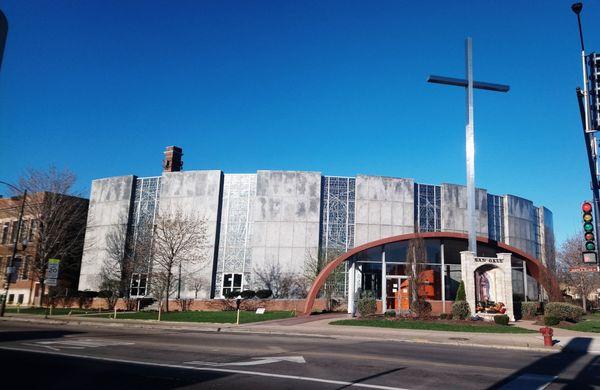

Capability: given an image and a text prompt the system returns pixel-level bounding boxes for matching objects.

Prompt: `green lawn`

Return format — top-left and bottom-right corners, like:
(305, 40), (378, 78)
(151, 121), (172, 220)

(331, 319), (536, 333)
(560, 313), (600, 333)
(87, 310), (295, 324)
(6, 307), (109, 316)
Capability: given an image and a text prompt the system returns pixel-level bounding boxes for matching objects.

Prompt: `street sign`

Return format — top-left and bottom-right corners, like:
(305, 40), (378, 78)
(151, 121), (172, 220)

(569, 265), (599, 273)
(46, 278), (57, 287)
(45, 259), (60, 279)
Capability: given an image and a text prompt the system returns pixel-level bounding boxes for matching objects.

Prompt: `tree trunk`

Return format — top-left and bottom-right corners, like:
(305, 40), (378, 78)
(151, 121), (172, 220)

(582, 292), (587, 312)
(38, 278), (46, 308)
(165, 274), (171, 312)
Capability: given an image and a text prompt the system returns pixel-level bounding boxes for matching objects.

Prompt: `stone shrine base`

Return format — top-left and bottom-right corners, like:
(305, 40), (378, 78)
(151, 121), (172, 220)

(475, 312), (510, 322)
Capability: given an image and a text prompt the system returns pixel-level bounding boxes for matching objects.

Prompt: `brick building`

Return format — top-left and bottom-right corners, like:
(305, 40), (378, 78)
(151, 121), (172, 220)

(0, 192), (88, 306)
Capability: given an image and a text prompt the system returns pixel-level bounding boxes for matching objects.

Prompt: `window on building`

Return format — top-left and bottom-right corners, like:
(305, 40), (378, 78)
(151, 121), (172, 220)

(10, 221), (18, 242)
(487, 194), (505, 242)
(9, 258), (21, 284)
(1, 223), (8, 244)
(29, 220), (37, 242)
(415, 184), (441, 232)
(19, 220), (29, 242)
(129, 273), (148, 297)
(22, 256), (30, 280)
(222, 273), (242, 297)
(17, 294), (24, 304)
(8, 294), (14, 304)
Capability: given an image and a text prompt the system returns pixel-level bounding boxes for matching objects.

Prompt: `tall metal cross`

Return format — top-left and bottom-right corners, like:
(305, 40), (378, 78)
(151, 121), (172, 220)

(427, 38), (509, 254)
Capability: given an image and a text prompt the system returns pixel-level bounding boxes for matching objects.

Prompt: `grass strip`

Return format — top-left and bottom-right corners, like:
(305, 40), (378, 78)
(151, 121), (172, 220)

(331, 319), (536, 333)
(85, 310), (295, 324)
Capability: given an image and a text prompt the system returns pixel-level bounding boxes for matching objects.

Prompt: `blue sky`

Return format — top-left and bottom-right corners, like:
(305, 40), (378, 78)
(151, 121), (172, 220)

(0, 1), (598, 245)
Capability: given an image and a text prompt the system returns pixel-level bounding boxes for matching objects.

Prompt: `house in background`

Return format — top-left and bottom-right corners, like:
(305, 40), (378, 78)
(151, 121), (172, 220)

(0, 192), (88, 306)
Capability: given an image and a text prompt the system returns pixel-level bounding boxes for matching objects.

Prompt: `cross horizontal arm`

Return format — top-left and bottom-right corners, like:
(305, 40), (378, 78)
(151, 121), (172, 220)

(427, 75), (509, 92)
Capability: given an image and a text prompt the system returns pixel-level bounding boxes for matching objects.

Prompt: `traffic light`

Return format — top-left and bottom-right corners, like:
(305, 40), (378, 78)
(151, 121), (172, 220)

(582, 201), (596, 251)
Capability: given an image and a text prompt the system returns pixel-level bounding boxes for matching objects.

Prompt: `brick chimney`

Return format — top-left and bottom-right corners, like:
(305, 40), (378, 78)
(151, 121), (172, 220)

(163, 146), (183, 172)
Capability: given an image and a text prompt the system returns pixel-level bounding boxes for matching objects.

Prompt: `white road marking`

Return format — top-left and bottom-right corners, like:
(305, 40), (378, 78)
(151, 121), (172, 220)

(185, 355), (306, 366)
(0, 345), (408, 390)
(500, 374), (557, 390)
(21, 338), (134, 351)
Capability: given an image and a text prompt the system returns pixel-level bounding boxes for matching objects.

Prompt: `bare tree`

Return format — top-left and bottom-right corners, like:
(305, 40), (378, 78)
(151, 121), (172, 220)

(406, 236), (427, 304)
(189, 274), (206, 299)
(254, 260), (307, 299)
(13, 166), (88, 307)
(304, 249), (345, 310)
(99, 222), (129, 307)
(152, 210), (208, 312)
(100, 216), (154, 309)
(557, 233), (600, 311)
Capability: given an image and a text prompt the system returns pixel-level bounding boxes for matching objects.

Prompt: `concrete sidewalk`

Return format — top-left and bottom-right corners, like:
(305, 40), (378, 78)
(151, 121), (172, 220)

(2, 313), (600, 354)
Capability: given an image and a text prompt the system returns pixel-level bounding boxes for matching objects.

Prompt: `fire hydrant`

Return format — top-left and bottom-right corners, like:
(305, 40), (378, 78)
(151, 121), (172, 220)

(539, 327), (554, 347)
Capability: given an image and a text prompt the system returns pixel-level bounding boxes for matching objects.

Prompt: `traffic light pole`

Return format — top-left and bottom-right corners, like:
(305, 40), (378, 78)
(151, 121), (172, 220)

(577, 88), (600, 244)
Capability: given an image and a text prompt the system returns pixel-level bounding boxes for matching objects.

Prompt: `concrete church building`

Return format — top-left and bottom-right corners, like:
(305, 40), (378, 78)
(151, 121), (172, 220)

(78, 147), (556, 317)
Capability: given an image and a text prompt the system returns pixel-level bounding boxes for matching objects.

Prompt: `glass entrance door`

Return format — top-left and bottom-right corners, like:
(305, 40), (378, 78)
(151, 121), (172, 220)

(386, 276), (410, 312)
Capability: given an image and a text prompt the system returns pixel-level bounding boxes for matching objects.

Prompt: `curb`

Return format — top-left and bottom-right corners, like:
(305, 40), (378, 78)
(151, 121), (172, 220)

(0, 315), (558, 353)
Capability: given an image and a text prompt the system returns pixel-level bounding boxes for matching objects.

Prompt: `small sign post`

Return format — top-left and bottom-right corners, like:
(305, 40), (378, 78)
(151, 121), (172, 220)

(45, 259), (60, 287)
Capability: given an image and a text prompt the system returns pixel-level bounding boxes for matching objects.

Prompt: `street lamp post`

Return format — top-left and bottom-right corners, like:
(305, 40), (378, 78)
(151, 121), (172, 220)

(0, 182), (27, 317)
(571, 3), (600, 259)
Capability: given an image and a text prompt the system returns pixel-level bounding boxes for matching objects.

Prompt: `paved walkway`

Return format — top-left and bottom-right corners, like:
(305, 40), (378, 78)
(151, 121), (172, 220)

(3, 313), (600, 354)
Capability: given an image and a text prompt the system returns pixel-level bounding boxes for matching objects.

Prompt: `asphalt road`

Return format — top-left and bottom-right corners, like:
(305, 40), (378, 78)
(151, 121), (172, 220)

(0, 321), (598, 389)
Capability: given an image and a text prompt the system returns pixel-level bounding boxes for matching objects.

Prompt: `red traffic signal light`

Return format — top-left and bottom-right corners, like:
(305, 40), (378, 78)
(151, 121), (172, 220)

(582, 201), (596, 253)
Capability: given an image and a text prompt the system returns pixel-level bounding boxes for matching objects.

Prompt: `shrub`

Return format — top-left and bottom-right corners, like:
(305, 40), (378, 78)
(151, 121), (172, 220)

(411, 299), (432, 318)
(255, 289), (273, 299)
(544, 316), (560, 326)
(384, 309), (396, 318)
(456, 281), (466, 302)
(357, 291), (377, 317)
(240, 290), (255, 300)
(544, 302), (584, 322)
(224, 290), (239, 299)
(452, 301), (471, 320)
(494, 314), (510, 326)
(440, 313), (452, 320)
(521, 302), (539, 319)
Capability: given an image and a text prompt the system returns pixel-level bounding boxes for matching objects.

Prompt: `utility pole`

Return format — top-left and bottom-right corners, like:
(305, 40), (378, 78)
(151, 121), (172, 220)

(427, 38), (510, 254)
(572, 3), (600, 264)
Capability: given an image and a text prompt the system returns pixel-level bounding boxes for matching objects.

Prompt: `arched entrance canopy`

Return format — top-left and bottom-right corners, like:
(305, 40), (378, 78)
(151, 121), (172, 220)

(302, 232), (560, 315)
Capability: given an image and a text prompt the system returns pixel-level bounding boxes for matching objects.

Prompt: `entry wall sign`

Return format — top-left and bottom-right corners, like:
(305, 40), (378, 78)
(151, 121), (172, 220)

(460, 252), (514, 321)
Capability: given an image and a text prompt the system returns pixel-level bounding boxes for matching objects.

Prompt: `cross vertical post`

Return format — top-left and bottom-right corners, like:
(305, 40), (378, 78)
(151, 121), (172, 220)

(465, 38), (476, 254)
(427, 37), (509, 255)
